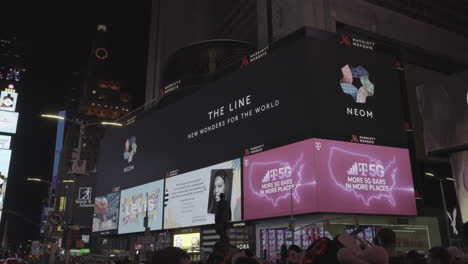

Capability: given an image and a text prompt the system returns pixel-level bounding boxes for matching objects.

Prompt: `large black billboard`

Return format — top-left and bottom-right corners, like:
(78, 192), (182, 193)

(95, 29), (406, 196)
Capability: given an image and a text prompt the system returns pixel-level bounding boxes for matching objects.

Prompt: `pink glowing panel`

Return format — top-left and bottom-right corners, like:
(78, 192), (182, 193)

(314, 139), (416, 215)
(243, 139), (317, 220)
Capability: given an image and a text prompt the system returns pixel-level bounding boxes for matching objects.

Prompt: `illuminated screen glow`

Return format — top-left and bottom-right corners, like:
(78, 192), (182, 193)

(0, 91), (18, 112)
(0, 135), (11, 150)
(173, 233), (200, 253)
(164, 159), (242, 229)
(0, 111), (18, 134)
(92, 192), (120, 233)
(118, 180), (164, 234)
(243, 138), (416, 220)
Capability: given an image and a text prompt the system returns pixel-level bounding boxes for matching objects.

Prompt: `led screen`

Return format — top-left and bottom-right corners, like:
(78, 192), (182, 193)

(95, 33), (407, 200)
(314, 139), (416, 215)
(243, 138), (416, 219)
(173, 233), (200, 253)
(0, 111), (18, 134)
(92, 192), (120, 233)
(243, 139), (317, 220)
(0, 149), (11, 222)
(0, 91), (18, 112)
(450, 151), (468, 223)
(417, 71), (468, 153)
(164, 159), (242, 229)
(0, 135), (11, 150)
(118, 180), (164, 234)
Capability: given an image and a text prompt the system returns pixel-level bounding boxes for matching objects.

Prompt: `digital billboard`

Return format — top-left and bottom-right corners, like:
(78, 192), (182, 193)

(118, 180), (164, 234)
(164, 159), (242, 229)
(417, 71), (468, 153)
(0, 149), (12, 222)
(96, 30), (407, 221)
(0, 149), (12, 178)
(243, 139), (317, 220)
(243, 138), (415, 219)
(173, 233), (200, 253)
(92, 191), (120, 233)
(0, 135), (11, 150)
(0, 91), (18, 112)
(0, 111), (18, 134)
(450, 151), (468, 223)
(314, 139), (416, 215)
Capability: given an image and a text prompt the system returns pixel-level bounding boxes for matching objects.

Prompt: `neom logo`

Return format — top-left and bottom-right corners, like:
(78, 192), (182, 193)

(340, 64), (375, 118)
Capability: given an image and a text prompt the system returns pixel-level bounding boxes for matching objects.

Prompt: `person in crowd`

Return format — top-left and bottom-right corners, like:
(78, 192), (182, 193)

(405, 250), (426, 264)
(287, 245), (302, 264)
(279, 244), (288, 264)
(447, 247), (468, 264)
(234, 257), (260, 264)
(374, 228), (404, 264)
(427, 247), (450, 264)
(215, 193), (231, 241)
(151, 247), (190, 264)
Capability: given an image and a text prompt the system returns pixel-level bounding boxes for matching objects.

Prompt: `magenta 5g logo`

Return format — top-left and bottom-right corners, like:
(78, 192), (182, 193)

(262, 166), (292, 183)
(347, 163), (384, 177)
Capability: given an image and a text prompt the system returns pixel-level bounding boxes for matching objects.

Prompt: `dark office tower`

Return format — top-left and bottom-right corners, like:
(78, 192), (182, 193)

(145, 0), (258, 104)
(79, 24), (132, 121)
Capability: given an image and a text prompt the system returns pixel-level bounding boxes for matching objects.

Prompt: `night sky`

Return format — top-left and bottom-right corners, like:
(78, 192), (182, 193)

(2, 0), (151, 244)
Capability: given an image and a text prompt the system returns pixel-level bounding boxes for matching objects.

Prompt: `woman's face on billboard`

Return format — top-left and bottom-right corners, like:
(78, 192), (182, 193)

(214, 176), (226, 202)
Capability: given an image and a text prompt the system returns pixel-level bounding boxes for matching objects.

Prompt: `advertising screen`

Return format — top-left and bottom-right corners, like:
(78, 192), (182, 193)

(450, 151), (468, 223)
(314, 139), (416, 215)
(417, 71), (468, 153)
(96, 30), (407, 214)
(0, 135), (11, 150)
(243, 139), (317, 220)
(92, 191), (120, 233)
(118, 180), (164, 234)
(0, 91), (18, 112)
(164, 159), (242, 229)
(0, 111), (18, 134)
(173, 233), (200, 253)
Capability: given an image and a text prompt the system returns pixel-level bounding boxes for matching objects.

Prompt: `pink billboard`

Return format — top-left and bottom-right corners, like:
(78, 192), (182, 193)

(314, 139), (416, 215)
(243, 138), (416, 220)
(243, 139), (317, 220)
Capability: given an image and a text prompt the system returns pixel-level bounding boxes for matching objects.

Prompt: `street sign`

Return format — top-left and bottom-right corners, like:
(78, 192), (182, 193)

(48, 212), (64, 226)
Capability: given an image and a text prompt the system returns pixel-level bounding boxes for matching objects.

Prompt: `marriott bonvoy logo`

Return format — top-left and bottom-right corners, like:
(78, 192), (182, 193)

(340, 65), (375, 118)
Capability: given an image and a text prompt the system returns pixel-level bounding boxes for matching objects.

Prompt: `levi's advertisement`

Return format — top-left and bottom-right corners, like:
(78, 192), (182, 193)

(118, 180), (164, 234)
(314, 139), (416, 215)
(164, 159), (241, 229)
(243, 140), (317, 220)
(243, 139), (416, 220)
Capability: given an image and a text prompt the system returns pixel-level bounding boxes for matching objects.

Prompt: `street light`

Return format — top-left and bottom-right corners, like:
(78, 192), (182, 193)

(40, 113), (122, 264)
(41, 114), (123, 127)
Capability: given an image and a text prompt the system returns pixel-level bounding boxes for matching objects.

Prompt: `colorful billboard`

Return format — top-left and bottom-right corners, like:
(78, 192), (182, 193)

(0, 91), (18, 112)
(173, 233), (200, 253)
(314, 139), (416, 215)
(243, 139), (416, 219)
(92, 191), (120, 233)
(243, 139), (317, 220)
(164, 159), (242, 229)
(118, 180), (164, 234)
